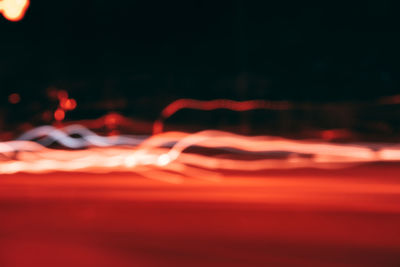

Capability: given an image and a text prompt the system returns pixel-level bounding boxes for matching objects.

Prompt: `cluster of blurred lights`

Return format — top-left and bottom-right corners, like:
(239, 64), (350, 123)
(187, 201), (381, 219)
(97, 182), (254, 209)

(53, 90), (77, 122)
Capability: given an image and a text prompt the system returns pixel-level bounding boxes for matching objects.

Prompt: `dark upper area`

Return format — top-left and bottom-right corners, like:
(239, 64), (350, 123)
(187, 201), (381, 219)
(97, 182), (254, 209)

(1, 0), (400, 125)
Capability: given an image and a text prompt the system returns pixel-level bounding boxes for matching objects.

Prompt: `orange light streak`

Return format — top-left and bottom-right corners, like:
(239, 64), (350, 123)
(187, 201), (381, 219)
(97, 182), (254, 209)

(0, 0), (29, 21)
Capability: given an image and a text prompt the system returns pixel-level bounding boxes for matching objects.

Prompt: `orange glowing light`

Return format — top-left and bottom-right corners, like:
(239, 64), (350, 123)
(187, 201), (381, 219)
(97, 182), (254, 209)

(54, 109), (65, 121)
(0, 0), (29, 21)
(8, 93), (20, 104)
(60, 98), (77, 111)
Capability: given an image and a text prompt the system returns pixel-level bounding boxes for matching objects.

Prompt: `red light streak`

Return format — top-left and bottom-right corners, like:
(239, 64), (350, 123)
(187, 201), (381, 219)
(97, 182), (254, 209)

(154, 99), (291, 134)
(0, 0), (29, 21)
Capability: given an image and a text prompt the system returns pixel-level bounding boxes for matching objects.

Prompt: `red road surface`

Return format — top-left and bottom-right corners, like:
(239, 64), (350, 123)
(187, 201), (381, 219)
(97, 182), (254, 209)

(1, 164), (400, 266)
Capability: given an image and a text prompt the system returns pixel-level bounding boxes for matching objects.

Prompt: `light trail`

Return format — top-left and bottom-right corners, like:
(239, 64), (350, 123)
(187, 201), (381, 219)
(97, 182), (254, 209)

(2, 125), (400, 182)
(2, 97), (400, 181)
(153, 96), (400, 136)
(17, 125), (148, 148)
(153, 99), (291, 134)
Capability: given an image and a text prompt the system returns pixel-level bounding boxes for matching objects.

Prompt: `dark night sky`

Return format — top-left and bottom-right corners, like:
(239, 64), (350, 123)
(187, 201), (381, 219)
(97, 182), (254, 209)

(1, 0), (400, 109)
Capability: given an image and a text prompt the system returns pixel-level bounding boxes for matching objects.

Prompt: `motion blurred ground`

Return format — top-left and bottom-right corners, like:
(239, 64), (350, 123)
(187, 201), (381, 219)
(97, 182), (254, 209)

(1, 164), (400, 266)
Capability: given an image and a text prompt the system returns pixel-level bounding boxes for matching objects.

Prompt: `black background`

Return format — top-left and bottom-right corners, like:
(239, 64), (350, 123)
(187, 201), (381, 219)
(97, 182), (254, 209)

(1, 0), (400, 124)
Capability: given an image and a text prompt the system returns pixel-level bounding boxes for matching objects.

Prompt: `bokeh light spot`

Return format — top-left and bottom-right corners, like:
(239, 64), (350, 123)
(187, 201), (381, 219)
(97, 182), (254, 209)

(8, 93), (20, 104)
(61, 98), (77, 111)
(54, 109), (65, 121)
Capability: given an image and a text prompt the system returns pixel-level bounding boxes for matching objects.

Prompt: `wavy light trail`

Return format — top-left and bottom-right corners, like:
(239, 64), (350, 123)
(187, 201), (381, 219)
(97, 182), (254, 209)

(2, 125), (400, 182)
(17, 125), (147, 148)
(2, 98), (400, 181)
(153, 99), (291, 134)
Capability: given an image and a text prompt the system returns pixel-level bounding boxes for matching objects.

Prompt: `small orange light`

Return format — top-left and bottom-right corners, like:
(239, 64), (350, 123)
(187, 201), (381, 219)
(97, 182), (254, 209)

(54, 109), (65, 121)
(8, 93), (20, 104)
(0, 0), (30, 22)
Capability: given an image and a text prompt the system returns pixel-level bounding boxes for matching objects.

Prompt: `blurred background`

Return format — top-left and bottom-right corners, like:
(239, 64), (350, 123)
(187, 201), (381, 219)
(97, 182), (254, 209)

(1, 0), (400, 139)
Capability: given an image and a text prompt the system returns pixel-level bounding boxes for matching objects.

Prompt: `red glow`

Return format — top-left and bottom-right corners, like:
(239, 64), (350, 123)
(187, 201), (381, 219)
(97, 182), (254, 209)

(57, 90), (68, 101)
(54, 109), (65, 121)
(379, 94), (400, 105)
(41, 110), (53, 122)
(8, 93), (20, 104)
(321, 129), (351, 141)
(1, 166), (400, 266)
(104, 113), (123, 129)
(0, 0), (29, 21)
